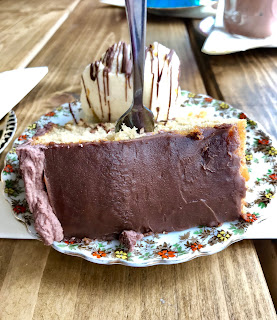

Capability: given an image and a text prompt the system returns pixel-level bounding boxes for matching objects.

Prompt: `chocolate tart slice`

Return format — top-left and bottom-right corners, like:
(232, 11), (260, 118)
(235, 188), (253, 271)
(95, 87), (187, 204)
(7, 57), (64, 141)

(16, 118), (249, 249)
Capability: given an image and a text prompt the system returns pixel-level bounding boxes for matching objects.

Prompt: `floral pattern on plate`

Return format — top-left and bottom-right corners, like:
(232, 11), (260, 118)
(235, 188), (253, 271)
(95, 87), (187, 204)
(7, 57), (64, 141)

(1, 91), (276, 267)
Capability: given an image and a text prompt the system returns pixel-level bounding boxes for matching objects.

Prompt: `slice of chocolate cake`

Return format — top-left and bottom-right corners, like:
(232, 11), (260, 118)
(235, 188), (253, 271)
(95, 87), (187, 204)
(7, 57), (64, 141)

(16, 118), (249, 249)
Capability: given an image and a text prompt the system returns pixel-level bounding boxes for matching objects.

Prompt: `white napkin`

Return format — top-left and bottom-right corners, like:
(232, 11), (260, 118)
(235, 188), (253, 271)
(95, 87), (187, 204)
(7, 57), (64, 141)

(0, 67), (48, 121)
(202, 0), (277, 55)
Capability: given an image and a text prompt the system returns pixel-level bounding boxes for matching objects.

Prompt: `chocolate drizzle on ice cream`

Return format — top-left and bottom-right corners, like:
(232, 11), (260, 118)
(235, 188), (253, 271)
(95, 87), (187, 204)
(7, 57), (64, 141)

(80, 42), (181, 123)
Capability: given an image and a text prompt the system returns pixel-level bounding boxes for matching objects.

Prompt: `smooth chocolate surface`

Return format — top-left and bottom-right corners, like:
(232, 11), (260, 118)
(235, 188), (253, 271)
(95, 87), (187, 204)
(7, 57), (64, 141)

(41, 125), (246, 241)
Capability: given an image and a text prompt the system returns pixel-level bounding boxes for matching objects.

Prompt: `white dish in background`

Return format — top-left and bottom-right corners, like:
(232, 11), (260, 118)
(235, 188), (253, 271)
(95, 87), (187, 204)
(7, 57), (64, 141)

(100, 0), (218, 19)
(1, 91), (276, 266)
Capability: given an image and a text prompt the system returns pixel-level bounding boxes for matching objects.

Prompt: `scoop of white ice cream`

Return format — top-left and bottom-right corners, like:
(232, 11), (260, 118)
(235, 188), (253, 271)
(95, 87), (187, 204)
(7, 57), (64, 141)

(80, 41), (181, 123)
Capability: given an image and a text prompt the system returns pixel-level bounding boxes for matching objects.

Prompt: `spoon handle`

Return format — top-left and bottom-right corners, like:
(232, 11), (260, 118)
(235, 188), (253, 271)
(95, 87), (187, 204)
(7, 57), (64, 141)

(125, 0), (146, 109)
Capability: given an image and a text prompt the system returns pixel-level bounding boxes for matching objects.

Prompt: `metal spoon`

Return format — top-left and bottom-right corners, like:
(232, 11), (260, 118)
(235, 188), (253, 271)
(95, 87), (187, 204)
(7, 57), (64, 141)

(115, 0), (154, 133)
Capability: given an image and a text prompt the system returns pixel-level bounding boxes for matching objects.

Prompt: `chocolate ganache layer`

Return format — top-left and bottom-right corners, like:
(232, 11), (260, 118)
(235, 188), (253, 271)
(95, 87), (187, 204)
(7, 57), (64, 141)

(17, 123), (247, 244)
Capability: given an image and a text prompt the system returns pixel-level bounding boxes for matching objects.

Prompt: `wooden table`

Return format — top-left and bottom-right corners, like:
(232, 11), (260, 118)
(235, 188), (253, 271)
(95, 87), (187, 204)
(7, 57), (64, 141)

(0, 1), (276, 319)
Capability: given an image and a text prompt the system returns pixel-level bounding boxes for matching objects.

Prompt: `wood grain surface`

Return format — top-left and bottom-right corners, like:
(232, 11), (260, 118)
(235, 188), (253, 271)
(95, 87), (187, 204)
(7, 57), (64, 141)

(0, 0), (78, 11)
(254, 239), (277, 310)
(0, 0), (276, 319)
(0, 0), (80, 72)
(0, 239), (275, 320)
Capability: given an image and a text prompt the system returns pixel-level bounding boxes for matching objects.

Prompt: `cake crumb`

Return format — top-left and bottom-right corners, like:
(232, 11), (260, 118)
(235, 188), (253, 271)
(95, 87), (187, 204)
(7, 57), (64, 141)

(83, 237), (92, 245)
(119, 230), (144, 252)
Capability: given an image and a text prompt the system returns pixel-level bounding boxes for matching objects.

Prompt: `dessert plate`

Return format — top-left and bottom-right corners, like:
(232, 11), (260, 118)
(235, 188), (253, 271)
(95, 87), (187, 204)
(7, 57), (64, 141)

(1, 91), (276, 267)
(0, 111), (17, 154)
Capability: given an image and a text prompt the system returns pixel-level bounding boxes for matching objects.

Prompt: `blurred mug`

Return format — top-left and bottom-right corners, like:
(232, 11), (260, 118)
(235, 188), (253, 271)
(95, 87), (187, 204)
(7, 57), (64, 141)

(224, 0), (277, 38)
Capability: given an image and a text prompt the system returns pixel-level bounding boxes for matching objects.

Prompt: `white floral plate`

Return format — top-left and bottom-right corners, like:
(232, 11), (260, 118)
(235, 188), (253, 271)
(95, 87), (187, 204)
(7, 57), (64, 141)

(1, 91), (276, 267)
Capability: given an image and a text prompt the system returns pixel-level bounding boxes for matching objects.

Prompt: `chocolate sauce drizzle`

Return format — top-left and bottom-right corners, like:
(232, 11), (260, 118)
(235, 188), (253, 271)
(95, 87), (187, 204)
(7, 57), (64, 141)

(121, 42), (128, 74)
(146, 44), (177, 120)
(166, 49), (174, 63)
(81, 75), (91, 109)
(68, 103), (78, 124)
(90, 62), (103, 119)
(89, 63), (98, 81)
(145, 46), (155, 111)
(149, 51), (154, 111)
(156, 106), (160, 119)
(167, 67), (172, 121)
(98, 123), (110, 133)
(87, 42), (179, 122)
(88, 42), (134, 121)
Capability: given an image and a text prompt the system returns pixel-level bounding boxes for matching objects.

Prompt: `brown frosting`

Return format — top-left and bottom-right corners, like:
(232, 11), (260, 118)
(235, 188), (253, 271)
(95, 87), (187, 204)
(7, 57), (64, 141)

(119, 230), (144, 252)
(224, 0), (277, 38)
(16, 144), (63, 244)
(17, 124), (247, 245)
